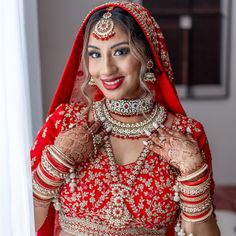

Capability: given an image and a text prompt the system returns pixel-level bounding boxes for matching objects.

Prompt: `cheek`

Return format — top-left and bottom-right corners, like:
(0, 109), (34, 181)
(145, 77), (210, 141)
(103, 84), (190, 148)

(126, 58), (141, 74)
(88, 60), (98, 76)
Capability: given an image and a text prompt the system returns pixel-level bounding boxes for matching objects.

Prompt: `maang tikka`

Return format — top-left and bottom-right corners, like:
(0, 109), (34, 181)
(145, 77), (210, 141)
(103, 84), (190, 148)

(144, 60), (156, 83)
(92, 7), (115, 40)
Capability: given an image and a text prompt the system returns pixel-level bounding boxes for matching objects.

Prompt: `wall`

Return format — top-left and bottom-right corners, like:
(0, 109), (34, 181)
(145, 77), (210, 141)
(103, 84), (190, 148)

(37, 0), (236, 184)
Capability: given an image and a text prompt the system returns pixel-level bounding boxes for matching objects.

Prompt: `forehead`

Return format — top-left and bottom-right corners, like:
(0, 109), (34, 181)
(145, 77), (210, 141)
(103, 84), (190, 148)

(88, 26), (129, 48)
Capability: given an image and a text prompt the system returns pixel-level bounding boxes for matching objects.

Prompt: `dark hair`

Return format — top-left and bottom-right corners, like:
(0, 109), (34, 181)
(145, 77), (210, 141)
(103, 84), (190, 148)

(84, 7), (152, 57)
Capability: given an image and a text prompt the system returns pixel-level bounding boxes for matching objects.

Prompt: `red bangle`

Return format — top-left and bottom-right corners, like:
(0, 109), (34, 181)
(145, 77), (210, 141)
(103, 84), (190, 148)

(39, 162), (62, 182)
(182, 207), (211, 219)
(33, 193), (51, 202)
(181, 172), (209, 186)
(34, 171), (57, 190)
(180, 194), (209, 205)
(46, 151), (70, 173)
(180, 190), (207, 198)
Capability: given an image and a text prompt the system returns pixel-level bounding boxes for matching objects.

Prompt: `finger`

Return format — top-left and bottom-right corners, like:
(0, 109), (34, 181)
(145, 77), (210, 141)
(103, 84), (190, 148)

(156, 129), (171, 141)
(150, 133), (160, 145)
(186, 133), (195, 142)
(164, 127), (183, 138)
(94, 130), (108, 148)
(89, 120), (102, 133)
(149, 144), (166, 156)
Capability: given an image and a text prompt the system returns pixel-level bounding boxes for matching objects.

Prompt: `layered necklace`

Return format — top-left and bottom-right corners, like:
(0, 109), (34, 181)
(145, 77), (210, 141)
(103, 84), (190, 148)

(93, 96), (167, 228)
(94, 98), (167, 139)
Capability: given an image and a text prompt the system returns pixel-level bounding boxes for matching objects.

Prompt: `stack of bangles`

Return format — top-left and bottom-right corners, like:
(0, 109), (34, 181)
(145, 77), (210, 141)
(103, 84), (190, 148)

(177, 163), (213, 223)
(32, 145), (74, 206)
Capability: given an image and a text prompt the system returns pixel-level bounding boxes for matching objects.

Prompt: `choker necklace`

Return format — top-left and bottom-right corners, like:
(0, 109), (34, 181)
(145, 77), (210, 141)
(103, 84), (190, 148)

(105, 94), (154, 116)
(94, 100), (167, 139)
(103, 139), (152, 229)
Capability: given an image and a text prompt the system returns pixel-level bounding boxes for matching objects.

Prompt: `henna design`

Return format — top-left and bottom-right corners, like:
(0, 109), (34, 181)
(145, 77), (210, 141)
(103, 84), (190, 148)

(54, 121), (105, 164)
(150, 128), (203, 175)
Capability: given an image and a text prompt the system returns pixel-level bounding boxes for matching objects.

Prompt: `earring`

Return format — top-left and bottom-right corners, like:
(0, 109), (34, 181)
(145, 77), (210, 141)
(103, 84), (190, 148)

(89, 77), (95, 86)
(143, 60), (156, 83)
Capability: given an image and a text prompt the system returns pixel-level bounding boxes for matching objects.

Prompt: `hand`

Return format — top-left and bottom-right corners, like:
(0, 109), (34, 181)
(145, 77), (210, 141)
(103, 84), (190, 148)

(54, 121), (107, 164)
(148, 127), (204, 176)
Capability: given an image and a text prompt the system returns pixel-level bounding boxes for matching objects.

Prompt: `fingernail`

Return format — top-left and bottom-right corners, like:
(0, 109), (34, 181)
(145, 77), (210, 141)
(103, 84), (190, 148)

(143, 140), (148, 146)
(100, 117), (106, 122)
(153, 122), (159, 129)
(144, 130), (151, 136)
(106, 126), (112, 132)
(186, 127), (192, 134)
(104, 135), (109, 140)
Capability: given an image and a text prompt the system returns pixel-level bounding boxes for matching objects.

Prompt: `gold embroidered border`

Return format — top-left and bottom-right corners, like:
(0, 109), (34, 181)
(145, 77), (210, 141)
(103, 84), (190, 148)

(59, 213), (166, 236)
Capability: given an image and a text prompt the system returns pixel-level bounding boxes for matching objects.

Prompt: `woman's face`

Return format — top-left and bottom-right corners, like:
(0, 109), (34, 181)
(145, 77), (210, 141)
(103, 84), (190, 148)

(87, 26), (143, 100)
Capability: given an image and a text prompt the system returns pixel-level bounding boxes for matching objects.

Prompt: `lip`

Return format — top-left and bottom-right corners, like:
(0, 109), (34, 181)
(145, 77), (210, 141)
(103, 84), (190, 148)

(101, 76), (125, 90)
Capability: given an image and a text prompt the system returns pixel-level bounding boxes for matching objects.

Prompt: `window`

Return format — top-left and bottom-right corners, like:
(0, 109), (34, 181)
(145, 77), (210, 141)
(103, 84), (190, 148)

(143, 0), (232, 98)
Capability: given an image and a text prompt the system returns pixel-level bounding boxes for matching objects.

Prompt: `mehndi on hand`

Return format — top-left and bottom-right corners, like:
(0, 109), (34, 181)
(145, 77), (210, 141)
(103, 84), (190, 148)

(148, 127), (204, 176)
(54, 120), (107, 164)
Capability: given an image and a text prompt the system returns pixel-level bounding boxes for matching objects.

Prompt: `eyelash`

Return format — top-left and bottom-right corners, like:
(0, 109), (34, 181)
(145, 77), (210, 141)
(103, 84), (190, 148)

(88, 48), (130, 59)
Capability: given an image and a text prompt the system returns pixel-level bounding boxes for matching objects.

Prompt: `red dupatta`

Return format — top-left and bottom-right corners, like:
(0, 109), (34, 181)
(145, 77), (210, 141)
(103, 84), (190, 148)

(47, 1), (185, 117)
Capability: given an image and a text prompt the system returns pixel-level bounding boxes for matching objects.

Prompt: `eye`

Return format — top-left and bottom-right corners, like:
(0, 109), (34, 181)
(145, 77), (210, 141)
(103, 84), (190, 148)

(88, 51), (101, 59)
(114, 48), (130, 56)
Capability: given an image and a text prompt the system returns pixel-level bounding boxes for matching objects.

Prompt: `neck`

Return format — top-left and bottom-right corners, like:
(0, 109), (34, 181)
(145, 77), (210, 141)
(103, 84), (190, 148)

(109, 111), (149, 124)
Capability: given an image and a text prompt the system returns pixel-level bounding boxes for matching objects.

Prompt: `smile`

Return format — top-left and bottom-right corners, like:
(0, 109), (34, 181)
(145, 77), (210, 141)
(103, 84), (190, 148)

(101, 76), (124, 90)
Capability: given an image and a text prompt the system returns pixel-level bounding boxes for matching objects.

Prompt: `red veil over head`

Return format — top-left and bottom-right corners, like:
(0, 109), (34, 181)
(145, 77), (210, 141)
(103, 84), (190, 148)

(38, 2), (188, 235)
(48, 1), (185, 116)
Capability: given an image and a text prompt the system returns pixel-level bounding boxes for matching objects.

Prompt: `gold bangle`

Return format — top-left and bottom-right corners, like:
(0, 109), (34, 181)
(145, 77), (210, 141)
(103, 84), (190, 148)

(48, 146), (74, 169)
(177, 163), (208, 182)
(181, 206), (213, 223)
(37, 165), (63, 187)
(52, 145), (75, 166)
(42, 151), (68, 175)
(33, 197), (51, 207)
(180, 190), (210, 202)
(179, 182), (210, 196)
(180, 197), (212, 213)
(32, 175), (58, 197)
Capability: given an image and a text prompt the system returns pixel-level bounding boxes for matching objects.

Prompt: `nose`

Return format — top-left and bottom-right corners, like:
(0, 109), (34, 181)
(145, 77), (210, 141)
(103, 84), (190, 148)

(100, 55), (117, 76)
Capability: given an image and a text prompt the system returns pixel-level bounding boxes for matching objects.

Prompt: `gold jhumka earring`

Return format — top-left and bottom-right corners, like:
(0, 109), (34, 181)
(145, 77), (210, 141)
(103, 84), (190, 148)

(144, 60), (156, 83)
(88, 77), (95, 86)
(92, 7), (115, 40)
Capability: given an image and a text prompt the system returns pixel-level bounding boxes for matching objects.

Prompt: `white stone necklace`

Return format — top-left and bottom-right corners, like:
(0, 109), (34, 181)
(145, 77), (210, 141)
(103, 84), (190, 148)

(103, 139), (151, 229)
(94, 101), (167, 139)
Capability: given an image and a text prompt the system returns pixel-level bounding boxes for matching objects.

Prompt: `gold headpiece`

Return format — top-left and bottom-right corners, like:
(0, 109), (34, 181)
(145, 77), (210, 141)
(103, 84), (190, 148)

(92, 7), (115, 40)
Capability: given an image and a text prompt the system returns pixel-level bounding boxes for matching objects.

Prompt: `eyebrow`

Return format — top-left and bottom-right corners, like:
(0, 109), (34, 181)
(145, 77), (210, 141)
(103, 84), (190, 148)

(87, 41), (129, 50)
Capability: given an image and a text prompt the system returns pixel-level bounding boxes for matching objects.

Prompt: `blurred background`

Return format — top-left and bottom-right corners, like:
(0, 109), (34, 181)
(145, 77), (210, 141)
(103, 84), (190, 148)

(0, 0), (235, 235)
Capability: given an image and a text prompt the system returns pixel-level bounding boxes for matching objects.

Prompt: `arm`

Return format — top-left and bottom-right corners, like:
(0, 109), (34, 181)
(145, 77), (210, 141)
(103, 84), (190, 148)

(31, 104), (106, 232)
(182, 215), (220, 236)
(148, 122), (220, 235)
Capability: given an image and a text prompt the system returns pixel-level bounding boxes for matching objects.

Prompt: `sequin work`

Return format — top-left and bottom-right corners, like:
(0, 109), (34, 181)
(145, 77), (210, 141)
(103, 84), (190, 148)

(31, 102), (211, 235)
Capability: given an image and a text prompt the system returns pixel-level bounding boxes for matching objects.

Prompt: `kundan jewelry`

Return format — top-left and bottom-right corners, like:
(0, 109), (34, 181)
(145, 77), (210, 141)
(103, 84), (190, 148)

(103, 139), (152, 229)
(88, 76), (95, 86)
(94, 100), (167, 139)
(143, 60), (156, 83)
(105, 93), (154, 116)
(92, 7), (115, 40)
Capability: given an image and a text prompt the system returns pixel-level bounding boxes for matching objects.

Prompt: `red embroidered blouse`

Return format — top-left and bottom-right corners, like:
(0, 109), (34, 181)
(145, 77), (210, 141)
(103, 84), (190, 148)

(31, 102), (214, 236)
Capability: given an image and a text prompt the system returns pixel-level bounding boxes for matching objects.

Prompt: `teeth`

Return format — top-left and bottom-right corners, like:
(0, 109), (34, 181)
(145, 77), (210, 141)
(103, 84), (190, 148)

(104, 78), (122, 85)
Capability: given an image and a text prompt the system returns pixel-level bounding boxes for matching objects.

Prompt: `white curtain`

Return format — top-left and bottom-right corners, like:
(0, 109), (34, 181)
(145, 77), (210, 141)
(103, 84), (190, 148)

(0, 0), (35, 235)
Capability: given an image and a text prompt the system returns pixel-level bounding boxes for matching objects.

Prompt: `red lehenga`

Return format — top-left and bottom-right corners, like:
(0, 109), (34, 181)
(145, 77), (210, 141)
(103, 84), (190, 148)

(31, 2), (215, 236)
